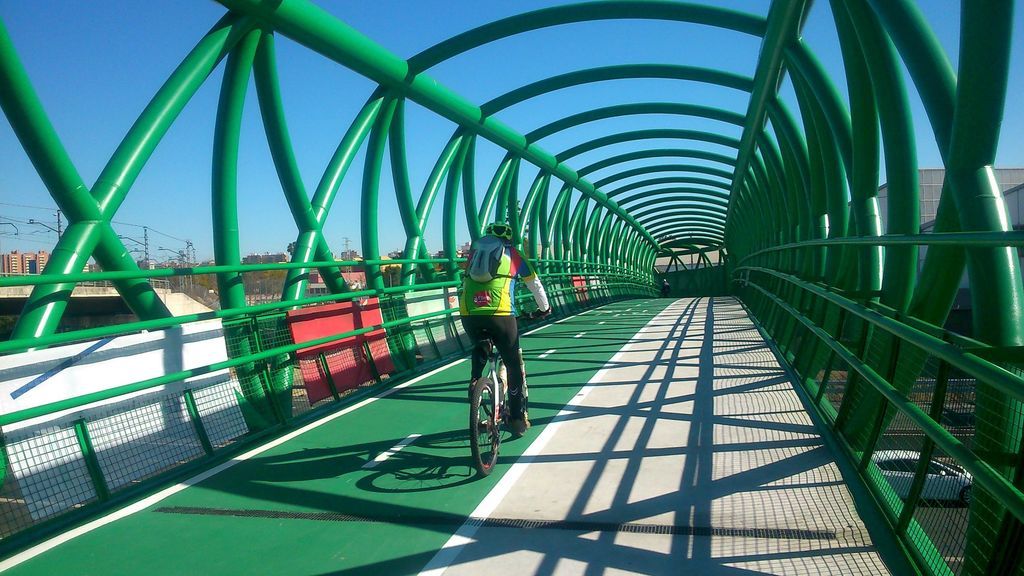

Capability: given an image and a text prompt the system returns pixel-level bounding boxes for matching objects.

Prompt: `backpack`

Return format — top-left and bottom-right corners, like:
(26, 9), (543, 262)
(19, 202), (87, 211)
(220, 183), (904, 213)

(467, 235), (506, 282)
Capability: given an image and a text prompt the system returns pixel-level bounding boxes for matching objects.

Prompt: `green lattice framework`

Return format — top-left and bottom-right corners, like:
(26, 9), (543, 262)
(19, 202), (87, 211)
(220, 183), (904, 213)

(1, 2), (1023, 574)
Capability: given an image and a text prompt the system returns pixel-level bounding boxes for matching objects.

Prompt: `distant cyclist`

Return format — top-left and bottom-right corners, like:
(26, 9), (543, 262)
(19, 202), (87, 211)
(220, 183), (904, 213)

(459, 222), (551, 436)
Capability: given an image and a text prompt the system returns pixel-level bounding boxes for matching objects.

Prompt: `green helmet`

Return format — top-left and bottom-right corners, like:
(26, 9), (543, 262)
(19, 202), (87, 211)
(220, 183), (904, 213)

(484, 222), (512, 241)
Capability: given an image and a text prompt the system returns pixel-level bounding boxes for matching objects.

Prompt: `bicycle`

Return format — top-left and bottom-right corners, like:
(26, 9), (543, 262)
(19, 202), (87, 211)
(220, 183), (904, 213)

(468, 309), (548, 476)
(468, 335), (509, 476)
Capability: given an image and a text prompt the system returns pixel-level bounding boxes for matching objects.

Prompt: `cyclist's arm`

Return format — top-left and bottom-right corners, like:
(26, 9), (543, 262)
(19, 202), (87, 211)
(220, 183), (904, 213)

(511, 249), (550, 312)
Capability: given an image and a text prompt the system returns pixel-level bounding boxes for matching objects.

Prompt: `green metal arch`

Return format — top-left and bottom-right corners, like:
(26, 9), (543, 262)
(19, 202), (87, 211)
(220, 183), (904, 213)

(639, 210), (727, 228)
(649, 225), (725, 241)
(3, 5), (1023, 573)
(482, 64), (752, 116)
(527, 102), (744, 143)
(408, 2), (766, 72)
(621, 193), (729, 214)
(647, 223), (725, 239)
(557, 128), (740, 162)
(579, 149), (737, 178)
(594, 163), (735, 189)
(609, 177), (733, 201)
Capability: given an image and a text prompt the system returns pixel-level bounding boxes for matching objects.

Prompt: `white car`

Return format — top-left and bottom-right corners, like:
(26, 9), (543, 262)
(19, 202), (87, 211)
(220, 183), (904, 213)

(871, 450), (972, 505)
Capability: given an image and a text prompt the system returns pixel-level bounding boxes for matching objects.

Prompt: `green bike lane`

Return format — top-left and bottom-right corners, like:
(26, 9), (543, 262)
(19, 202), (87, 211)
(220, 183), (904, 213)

(1, 299), (671, 576)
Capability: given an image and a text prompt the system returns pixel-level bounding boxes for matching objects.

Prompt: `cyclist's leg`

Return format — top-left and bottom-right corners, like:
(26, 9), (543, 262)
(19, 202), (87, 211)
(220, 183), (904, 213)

(460, 316), (491, 392)
(485, 315), (526, 419)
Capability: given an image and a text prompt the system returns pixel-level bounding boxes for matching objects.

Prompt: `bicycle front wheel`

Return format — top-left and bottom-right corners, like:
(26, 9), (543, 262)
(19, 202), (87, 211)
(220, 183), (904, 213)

(470, 377), (501, 476)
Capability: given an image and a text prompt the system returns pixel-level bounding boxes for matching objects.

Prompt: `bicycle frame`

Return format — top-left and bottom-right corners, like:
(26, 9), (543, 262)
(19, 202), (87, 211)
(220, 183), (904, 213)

(484, 340), (506, 425)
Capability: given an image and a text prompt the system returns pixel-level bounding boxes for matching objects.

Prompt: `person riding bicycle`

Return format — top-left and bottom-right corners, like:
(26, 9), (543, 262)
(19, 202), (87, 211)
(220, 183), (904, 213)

(459, 221), (551, 436)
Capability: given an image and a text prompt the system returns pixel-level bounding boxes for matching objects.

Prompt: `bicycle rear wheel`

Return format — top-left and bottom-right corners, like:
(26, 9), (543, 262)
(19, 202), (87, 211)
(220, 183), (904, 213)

(470, 376), (501, 475)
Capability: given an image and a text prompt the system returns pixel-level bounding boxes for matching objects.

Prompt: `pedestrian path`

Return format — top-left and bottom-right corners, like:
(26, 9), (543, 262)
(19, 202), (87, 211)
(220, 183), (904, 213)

(0, 298), (899, 575)
(427, 297), (894, 575)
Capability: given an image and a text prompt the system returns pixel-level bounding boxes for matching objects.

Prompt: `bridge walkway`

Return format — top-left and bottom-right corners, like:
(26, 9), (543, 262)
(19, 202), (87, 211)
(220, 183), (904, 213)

(0, 298), (902, 575)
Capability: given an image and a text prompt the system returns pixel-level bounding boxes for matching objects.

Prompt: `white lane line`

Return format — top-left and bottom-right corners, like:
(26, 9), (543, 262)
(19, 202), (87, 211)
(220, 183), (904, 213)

(418, 313), (661, 576)
(574, 332), (586, 338)
(598, 321), (606, 325)
(0, 359), (466, 573)
(362, 434), (421, 469)
(538, 349), (556, 359)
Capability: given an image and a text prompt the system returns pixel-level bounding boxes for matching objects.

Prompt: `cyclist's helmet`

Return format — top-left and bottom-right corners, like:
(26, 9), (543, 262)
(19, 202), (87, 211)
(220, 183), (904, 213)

(484, 222), (513, 241)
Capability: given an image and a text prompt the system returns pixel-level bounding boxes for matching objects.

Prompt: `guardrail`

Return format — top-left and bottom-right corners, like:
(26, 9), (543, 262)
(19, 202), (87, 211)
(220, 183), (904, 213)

(733, 231), (1024, 576)
(0, 259), (655, 551)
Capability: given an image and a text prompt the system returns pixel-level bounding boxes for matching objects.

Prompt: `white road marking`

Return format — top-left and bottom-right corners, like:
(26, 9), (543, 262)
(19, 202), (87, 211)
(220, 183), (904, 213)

(0, 304), (631, 572)
(538, 349), (556, 359)
(362, 434), (421, 469)
(574, 332), (586, 338)
(0, 359), (466, 572)
(598, 321), (606, 325)
(418, 313), (662, 576)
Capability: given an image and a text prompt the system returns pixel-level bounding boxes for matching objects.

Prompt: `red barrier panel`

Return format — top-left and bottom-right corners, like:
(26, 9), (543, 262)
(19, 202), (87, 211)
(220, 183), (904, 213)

(571, 275), (589, 303)
(286, 298), (395, 404)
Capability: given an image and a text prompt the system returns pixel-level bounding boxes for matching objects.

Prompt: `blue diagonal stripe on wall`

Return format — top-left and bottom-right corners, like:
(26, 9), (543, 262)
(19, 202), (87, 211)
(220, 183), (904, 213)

(11, 338), (115, 400)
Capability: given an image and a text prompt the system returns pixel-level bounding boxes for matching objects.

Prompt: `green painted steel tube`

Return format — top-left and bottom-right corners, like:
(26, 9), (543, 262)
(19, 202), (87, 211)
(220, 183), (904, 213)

(724, 0), (807, 229)
(0, 278), (460, 356)
(408, 2), (765, 70)
(739, 266), (1024, 405)
(635, 206), (727, 223)
(390, 99), (440, 283)
(4, 14), (255, 339)
(292, 93), (385, 295)
(216, 0), (657, 248)
(360, 96), (399, 291)
(613, 181), (731, 202)
(505, 158), (522, 244)
(212, 28), (261, 310)
(212, 29), (279, 430)
(442, 137), (472, 278)
(647, 221), (725, 237)
(483, 64), (752, 116)
(519, 171), (551, 241)
(594, 163), (737, 190)
(830, 0), (882, 296)
(530, 102), (743, 144)
(790, 68), (849, 286)
(253, 32), (348, 299)
(0, 258), (468, 289)
(742, 278), (1024, 526)
(621, 194), (729, 214)
(557, 129), (740, 162)
(844, 0), (918, 311)
(402, 131), (465, 284)
(0, 306), (460, 428)
(479, 154), (514, 232)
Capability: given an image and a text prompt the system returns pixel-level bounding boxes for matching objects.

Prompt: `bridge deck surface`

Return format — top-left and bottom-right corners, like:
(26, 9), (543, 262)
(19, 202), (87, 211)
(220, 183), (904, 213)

(0, 297), (895, 575)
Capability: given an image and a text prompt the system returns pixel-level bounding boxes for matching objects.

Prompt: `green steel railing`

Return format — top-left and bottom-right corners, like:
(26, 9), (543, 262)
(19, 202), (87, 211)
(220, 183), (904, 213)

(2, 2), (1022, 574)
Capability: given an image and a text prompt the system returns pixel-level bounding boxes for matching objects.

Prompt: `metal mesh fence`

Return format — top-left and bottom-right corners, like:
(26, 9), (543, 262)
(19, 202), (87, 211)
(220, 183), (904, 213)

(908, 444), (971, 576)
(190, 377), (250, 450)
(740, 271), (1024, 576)
(0, 276), (645, 546)
(0, 423), (97, 536)
(822, 359), (850, 418)
(87, 391), (205, 493)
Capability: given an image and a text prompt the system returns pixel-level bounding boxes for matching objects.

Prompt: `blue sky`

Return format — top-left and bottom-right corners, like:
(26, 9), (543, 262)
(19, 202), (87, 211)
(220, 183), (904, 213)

(1, 1), (1022, 262)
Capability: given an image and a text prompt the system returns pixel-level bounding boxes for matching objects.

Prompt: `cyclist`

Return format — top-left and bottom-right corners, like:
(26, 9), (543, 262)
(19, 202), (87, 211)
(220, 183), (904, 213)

(459, 222), (551, 436)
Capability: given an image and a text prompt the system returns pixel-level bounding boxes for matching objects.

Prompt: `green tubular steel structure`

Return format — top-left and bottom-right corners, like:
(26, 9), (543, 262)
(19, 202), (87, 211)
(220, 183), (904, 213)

(0, 2), (1022, 574)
